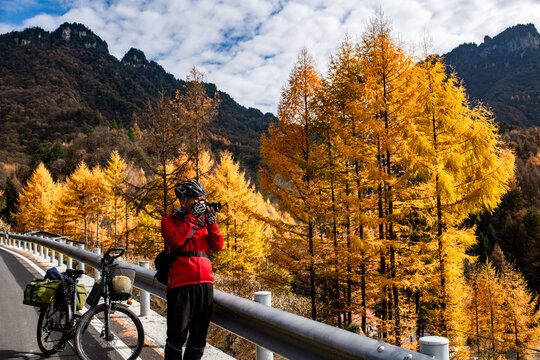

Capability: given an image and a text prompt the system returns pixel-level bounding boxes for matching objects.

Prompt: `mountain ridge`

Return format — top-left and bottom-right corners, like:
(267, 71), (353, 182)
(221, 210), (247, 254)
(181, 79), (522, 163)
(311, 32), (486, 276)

(443, 23), (540, 127)
(0, 22), (273, 179)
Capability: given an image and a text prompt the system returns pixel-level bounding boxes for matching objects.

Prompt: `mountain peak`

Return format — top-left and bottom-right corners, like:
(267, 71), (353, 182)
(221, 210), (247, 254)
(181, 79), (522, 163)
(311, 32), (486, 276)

(478, 23), (539, 56)
(443, 23), (540, 127)
(121, 48), (149, 68)
(52, 22), (108, 51)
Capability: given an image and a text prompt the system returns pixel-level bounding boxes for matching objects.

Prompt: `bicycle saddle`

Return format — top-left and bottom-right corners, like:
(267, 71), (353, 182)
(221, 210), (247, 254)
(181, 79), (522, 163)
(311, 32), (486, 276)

(65, 269), (84, 279)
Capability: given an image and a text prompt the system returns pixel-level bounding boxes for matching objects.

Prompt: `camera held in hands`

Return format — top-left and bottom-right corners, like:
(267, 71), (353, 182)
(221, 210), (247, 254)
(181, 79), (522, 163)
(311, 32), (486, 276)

(200, 199), (222, 212)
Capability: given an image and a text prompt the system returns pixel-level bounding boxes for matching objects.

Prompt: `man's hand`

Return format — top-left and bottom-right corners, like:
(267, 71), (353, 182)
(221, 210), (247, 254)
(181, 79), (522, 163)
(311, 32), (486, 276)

(190, 201), (206, 217)
(205, 212), (216, 225)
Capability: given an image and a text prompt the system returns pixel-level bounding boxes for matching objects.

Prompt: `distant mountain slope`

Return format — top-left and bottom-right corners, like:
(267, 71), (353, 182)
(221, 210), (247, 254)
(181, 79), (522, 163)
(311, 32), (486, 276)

(443, 24), (540, 127)
(0, 23), (273, 174)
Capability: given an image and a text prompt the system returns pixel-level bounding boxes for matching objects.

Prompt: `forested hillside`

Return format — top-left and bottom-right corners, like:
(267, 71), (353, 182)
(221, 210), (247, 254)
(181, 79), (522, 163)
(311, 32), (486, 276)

(0, 23), (273, 182)
(443, 23), (540, 127)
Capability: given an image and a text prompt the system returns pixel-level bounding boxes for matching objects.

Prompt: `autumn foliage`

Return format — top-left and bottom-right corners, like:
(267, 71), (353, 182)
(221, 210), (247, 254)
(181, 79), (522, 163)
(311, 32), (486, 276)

(258, 14), (534, 359)
(6, 16), (539, 360)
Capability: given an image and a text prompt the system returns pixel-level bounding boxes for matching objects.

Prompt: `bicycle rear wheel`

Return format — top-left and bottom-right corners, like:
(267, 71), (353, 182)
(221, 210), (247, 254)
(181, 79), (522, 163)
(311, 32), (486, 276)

(74, 303), (144, 360)
(37, 299), (69, 355)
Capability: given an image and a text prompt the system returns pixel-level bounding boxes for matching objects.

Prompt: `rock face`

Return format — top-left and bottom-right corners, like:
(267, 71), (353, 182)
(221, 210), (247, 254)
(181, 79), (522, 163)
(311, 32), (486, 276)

(443, 24), (540, 127)
(121, 48), (149, 68)
(2, 23), (109, 52)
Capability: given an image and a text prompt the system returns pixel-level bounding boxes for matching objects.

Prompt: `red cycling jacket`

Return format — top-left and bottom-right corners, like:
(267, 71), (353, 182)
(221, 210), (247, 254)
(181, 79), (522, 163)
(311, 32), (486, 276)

(161, 212), (224, 291)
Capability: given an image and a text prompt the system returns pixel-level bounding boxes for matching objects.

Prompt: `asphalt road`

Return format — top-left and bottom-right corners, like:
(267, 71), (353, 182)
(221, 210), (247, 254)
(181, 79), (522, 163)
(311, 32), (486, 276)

(0, 246), (79, 359)
(0, 246), (167, 360)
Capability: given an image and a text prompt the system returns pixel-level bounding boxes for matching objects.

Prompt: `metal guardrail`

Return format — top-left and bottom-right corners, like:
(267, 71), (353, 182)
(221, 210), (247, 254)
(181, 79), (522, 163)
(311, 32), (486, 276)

(2, 232), (434, 360)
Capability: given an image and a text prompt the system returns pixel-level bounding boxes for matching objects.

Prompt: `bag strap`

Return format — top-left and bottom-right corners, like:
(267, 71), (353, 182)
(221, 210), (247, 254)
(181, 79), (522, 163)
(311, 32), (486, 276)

(167, 223), (198, 263)
(177, 251), (210, 259)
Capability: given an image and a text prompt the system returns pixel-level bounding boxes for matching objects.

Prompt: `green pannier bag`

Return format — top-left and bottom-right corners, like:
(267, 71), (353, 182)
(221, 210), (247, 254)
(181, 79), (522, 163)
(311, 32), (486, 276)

(76, 283), (87, 311)
(23, 278), (61, 308)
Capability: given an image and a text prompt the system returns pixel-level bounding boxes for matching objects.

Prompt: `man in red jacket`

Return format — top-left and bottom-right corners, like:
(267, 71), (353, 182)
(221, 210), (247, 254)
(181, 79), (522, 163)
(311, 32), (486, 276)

(162, 180), (224, 360)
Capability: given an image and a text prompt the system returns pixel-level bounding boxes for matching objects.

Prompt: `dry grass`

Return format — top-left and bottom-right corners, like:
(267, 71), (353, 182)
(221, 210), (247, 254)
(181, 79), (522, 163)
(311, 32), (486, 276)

(208, 273), (315, 360)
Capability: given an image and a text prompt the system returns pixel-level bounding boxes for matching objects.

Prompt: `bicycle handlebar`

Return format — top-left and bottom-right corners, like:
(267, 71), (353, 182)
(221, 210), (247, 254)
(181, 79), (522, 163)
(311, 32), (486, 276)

(103, 247), (125, 264)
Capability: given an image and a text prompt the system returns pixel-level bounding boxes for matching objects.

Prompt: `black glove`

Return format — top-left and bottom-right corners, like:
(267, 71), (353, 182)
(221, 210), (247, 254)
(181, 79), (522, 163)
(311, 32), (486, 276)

(205, 212), (216, 225)
(190, 201), (206, 217)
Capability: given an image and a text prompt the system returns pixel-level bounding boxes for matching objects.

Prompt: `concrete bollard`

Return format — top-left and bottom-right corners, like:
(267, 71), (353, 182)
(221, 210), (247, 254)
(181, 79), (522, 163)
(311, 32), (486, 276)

(77, 244), (85, 272)
(66, 242), (73, 269)
(93, 248), (101, 281)
(39, 245), (44, 258)
(254, 291), (273, 360)
(57, 239), (64, 267)
(419, 336), (449, 360)
(139, 261), (150, 317)
(50, 246), (55, 263)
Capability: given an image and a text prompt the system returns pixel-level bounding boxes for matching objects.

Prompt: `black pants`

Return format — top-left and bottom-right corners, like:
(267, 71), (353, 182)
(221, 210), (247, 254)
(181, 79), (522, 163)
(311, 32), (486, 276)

(165, 283), (214, 360)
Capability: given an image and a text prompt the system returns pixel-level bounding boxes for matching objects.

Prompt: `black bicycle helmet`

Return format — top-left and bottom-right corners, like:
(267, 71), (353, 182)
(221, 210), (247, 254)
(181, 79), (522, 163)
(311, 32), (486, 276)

(174, 180), (207, 200)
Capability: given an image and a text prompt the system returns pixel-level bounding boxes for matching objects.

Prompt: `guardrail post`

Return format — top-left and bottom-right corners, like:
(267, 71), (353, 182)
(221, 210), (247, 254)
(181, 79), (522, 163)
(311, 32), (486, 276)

(39, 243), (44, 258)
(419, 336), (449, 360)
(93, 248), (101, 281)
(254, 291), (273, 360)
(66, 242), (73, 269)
(139, 261), (150, 317)
(77, 244), (85, 272)
(57, 239), (64, 267)
(50, 246), (55, 263)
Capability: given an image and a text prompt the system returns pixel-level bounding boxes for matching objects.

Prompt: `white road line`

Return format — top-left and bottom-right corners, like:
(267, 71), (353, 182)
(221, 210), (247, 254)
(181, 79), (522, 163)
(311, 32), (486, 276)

(0, 245), (46, 276)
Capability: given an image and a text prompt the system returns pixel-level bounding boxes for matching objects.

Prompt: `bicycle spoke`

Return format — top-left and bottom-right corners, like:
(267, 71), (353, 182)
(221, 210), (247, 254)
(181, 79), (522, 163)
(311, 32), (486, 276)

(37, 302), (68, 355)
(75, 305), (143, 360)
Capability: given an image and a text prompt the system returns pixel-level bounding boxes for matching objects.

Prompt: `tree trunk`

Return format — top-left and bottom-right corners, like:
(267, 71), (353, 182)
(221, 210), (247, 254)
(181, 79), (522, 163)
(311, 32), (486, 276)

(309, 220), (317, 320)
(125, 199), (129, 255)
(114, 195), (118, 247)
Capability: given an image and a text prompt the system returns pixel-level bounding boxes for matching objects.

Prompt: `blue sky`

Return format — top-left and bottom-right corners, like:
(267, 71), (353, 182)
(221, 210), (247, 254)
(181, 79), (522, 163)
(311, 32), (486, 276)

(1, 0), (539, 114)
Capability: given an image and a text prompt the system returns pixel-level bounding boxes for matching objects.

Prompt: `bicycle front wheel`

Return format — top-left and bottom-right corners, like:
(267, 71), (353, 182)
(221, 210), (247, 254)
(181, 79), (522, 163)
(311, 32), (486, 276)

(74, 303), (144, 360)
(37, 299), (70, 355)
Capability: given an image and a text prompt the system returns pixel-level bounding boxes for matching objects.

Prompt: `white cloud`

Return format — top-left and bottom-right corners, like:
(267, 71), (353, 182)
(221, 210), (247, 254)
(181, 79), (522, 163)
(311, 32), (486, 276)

(0, 0), (539, 114)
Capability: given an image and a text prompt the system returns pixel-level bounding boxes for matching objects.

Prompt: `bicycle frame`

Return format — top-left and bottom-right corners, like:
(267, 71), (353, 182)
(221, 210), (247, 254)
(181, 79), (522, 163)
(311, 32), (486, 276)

(94, 247), (125, 341)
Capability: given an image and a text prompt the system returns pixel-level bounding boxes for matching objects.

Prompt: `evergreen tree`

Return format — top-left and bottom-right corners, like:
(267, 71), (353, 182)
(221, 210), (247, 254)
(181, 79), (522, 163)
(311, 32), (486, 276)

(0, 176), (18, 225)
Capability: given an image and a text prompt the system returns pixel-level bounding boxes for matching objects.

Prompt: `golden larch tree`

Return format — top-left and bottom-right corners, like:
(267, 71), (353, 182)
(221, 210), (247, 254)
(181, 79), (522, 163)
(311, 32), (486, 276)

(62, 161), (96, 243)
(410, 55), (514, 348)
(360, 14), (420, 344)
(260, 47), (324, 320)
(208, 151), (268, 284)
(15, 163), (56, 232)
(104, 150), (128, 247)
